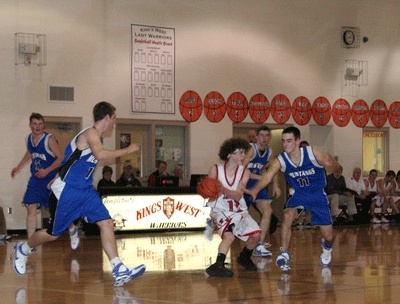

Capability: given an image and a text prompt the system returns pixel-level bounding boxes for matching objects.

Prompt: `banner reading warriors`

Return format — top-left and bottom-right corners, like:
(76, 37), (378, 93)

(131, 24), (175, 114)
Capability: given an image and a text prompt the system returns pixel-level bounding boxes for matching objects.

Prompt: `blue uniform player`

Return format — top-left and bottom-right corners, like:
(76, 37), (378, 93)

(11, 113), (79, 248)
(247, 126), (339, 271)
(243, 125), (281, 258)
(13, 102), (146, 286)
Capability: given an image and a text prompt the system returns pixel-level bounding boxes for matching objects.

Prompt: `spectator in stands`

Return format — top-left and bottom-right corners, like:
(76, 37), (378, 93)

(116, 162), (142, 187)
(172, 164), (189, 187)
(97, 166), (116, 190)
(371, 170), (396, 223)
(147, 160), (169, 187)
(346, 167), (369, 223)
(358, 169), (379, 222)
(247, 129), (257, 143)
(388, 170), (400, 215)
(325, 165), (357, 223)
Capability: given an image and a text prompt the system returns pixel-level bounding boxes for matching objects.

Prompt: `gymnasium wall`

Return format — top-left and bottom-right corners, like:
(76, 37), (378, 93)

(1, 0), (400, 229)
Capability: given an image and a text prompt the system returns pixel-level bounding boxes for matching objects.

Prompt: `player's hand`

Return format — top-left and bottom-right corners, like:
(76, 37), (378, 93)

(35, 168), (49, 179)
(243, 188), (256, 202)
(11, 167), (18, 178)
(126, 143), (140, 154)
(273, 187), (282, 199)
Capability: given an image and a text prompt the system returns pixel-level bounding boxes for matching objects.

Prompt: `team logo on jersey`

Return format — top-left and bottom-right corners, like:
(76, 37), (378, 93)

(163, 197), (175, 219)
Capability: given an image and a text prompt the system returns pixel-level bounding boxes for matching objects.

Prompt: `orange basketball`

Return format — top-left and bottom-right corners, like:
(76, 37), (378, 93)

(248, 93), (270, 123)
(332, 98), (351, 127)
(370, 99), (388, 127)
(271, 94), (291, 124)
(197, 177), (222, 200)
(351, 99), (369, 128)
(291, 96), (312, 125)
(179, 90), (202, 122)
(203, 91), (226, 123)
(312, 96), (331, 125)
(226, 92), (248, 123)
(388, 101), (400, 128)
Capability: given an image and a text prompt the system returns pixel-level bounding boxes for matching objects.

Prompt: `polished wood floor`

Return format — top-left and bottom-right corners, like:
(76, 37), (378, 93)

(1, 223), (400, 303)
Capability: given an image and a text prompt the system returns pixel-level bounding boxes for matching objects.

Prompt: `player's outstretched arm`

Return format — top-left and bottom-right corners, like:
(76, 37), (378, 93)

(244, 158), (281, 201)
(313, 147), (340, 173)
(84, 128), (140, 161)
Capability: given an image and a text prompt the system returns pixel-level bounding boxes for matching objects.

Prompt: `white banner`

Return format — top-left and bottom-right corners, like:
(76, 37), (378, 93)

(131, 24), (175, 114)
(103, 193), (210, 231)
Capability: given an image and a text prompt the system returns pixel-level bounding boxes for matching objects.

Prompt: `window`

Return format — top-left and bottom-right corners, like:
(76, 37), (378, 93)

(362, 127), (389, 176)
(116, 120), (189, 185)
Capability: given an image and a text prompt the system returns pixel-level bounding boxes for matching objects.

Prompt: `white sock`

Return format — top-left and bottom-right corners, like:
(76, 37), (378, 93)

(110, 257), (127, 271)
(69, 226), (77, 235)
(21, 242), (32, 255)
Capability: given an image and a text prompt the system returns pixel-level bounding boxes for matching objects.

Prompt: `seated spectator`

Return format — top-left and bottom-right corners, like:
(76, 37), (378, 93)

(325, 166), (357, 223)
(172, 164), (189, 187)
(346, 167), (369, 223)
(387, 170), (400, 216)
(97, 165), (116, 190)
(148, 160), (169, 187)
(370, 170), (396, 223)
(116, 162), (142, 187)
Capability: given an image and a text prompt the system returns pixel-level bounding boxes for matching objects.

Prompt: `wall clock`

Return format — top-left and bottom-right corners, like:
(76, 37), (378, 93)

(341, 27), (360, 48)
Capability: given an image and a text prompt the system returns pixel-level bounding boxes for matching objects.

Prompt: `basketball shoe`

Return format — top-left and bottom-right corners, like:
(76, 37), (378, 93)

(203, 218), (214, 241)
(113, 263), (146, 287)
(206, 262), (234, 277)
(253, 242), (272, 257)
(320, 239), (334, 266)
(69, 226), (80, 250)
(276, 248), (291, 271)
(13, 242), (30, 275)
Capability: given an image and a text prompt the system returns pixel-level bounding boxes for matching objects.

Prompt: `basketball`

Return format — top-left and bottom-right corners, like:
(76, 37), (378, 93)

(312, 96), (331, 125)
(179, 90), (203, 122)
(370, 99), (388, 127)
(351, 99), (369, 127)
(271, 94), (291, 123)
(388, 101), (400, 128)
(291, 96), (312, 125)
(197, 177), (222, 200)
(226, 92), (248, 123)
(332, 98), (351, 127)
(203, 91), (226, 123)
(248, 93), (270, 123)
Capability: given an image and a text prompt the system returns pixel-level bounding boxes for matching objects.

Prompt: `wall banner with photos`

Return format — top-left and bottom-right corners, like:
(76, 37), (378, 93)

(131, 24), (175, 114)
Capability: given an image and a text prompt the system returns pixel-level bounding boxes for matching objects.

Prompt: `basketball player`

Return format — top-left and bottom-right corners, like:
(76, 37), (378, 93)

(13, 102), (146, 286)
(205, 137), (261, 277)
(246, 126), (339, 271)
(243, 125), (281, 257)
(11, 113), (79, 249)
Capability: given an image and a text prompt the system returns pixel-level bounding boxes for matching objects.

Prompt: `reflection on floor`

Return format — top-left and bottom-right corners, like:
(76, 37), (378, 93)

(1, 224), (400, 303)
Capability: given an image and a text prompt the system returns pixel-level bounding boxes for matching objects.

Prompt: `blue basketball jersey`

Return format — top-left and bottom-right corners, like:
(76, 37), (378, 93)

(246, 143), (272, 176)
(58, 127), (98, 189)
(244, 143), (273, 205)
(26, 132), (56, 178)
(278, 146), (327, 197)
(278, 146), (331, 225)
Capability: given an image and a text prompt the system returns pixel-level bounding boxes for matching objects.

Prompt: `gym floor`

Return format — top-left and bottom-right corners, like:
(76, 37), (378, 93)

(1, 224), (399, 303)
